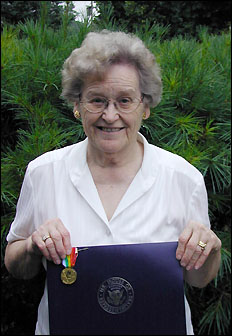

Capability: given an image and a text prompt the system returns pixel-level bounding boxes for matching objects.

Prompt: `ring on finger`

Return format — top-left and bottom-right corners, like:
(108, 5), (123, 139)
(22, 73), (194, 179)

(42, 234), (51, 243)
(198, 240), (207, 251)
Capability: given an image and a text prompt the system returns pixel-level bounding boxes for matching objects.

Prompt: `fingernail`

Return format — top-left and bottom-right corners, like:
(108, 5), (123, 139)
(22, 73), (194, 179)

(176, 254), (181, 260)
(55, 259), (61, 265)
(181, 262), (186, 267)
(186, 265), (191, 271)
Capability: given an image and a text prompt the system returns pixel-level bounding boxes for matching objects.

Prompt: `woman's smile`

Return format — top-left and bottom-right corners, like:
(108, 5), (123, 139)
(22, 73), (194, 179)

(96, 126), (125, 133)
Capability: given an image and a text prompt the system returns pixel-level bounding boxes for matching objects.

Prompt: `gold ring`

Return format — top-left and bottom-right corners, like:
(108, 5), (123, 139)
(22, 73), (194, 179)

(42, 234), (51, 243)
(198, 240), (207, 250)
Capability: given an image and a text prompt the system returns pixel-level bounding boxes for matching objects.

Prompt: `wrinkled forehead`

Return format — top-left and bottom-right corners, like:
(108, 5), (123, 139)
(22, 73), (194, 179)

(82, 83), (139, 98)
(82, 63), (140, 97)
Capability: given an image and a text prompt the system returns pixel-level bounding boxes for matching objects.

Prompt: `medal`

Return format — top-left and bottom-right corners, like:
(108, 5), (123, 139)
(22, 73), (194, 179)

(61, 267), (77, 285)
(61, 247), (88, 285)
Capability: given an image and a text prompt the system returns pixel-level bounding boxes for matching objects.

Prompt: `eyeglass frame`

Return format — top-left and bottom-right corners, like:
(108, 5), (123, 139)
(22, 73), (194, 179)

(79, 94), (145, 114)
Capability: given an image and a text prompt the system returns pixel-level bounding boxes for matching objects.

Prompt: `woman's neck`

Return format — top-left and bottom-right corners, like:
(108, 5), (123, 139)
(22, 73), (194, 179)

(87, 139), (143, 169)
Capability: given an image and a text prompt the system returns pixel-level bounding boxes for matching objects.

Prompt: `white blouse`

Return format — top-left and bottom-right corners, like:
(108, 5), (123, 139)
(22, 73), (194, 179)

(7, 133), (210, 335)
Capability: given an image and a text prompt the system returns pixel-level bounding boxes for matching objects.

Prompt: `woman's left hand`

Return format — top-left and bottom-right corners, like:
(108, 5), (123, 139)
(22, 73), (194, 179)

(176, 220), (221, 271)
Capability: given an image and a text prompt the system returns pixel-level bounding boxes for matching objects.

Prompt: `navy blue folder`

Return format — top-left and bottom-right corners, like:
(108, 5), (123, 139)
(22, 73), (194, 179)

(47, 242), (186, 335)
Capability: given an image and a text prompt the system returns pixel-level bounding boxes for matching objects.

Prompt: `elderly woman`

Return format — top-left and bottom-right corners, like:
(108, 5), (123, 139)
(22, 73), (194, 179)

(5, 30), (221, 335)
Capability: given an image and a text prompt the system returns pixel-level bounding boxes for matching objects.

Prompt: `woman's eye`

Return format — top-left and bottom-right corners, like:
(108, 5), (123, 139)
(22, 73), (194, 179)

(119, 97), (132, 104)
(90, 97), (105, 104)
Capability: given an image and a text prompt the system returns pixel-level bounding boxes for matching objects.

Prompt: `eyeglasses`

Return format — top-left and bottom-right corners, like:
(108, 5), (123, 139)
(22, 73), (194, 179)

(80, 96), (143, 114)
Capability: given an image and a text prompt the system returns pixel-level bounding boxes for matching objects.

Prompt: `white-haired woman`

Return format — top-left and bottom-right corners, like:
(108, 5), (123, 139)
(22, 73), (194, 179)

(5, 30), (221, 335)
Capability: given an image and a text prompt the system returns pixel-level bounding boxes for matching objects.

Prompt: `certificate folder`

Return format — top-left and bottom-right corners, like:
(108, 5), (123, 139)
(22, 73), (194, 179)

(47, 242), (186, 335)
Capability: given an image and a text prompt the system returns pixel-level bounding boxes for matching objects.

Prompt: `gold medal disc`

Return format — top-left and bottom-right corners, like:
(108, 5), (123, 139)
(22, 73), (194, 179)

(61, 267), (77, 285)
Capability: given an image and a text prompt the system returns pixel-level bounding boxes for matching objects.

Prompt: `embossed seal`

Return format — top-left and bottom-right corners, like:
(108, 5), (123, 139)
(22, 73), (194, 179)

(97, 277), (134, 314)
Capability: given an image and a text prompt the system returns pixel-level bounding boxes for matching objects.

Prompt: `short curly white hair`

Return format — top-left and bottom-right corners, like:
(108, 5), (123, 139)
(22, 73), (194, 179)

(61, 30), (162, 108)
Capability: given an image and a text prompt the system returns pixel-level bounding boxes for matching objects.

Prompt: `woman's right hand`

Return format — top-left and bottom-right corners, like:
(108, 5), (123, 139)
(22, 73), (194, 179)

(29, 218), (72, 264)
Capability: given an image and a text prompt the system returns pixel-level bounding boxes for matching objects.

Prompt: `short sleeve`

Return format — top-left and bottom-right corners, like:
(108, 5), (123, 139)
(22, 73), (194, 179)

(6, 165), (36, 242)
(187, 175), (211, 229)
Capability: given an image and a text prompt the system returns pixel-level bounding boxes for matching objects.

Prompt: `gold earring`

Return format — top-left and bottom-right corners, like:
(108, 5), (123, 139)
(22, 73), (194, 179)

(74, 110), (80, 119)
(142, 111), (146, 120)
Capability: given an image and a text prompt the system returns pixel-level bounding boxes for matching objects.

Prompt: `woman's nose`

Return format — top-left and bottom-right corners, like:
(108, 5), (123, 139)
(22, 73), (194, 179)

(101, 101), (120, 122)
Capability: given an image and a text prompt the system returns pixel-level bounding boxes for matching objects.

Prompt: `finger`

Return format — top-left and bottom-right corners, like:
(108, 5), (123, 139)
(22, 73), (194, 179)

(185, 244), (203, 271)
(179, 231), (201, 268)
(31, 231), (52, 261)
(56, 221), (72, 256)
(46, 227), (66, 263)
(194, 231), (222, 270)
(194, 236), (220, 270)
(42, 218), (71, 263)
(193, 243), (211, 270)
(176, 225), (193, 260)
(44, 236), (62, 264)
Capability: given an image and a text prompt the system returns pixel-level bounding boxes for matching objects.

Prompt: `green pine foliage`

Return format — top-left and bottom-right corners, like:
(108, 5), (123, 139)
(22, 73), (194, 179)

(1, 4), (231, 335)
(95, 1), (231, 38)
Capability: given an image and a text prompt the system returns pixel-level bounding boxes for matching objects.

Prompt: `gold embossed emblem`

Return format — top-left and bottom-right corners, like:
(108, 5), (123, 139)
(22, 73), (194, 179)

(61, 267), (77, 285)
